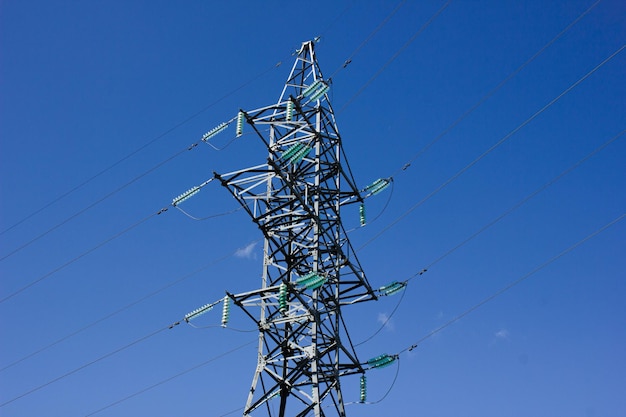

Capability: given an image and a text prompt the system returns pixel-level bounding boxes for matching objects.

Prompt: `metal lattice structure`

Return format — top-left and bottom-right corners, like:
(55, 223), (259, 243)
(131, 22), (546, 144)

(215, 39), (377, 417)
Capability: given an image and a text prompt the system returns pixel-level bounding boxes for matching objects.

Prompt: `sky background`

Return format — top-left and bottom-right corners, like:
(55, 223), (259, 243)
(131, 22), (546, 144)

(1, 1), (625, 416)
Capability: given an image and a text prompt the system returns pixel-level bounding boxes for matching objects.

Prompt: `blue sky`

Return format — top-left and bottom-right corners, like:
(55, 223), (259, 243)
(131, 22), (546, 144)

(1, 1), (625, 416)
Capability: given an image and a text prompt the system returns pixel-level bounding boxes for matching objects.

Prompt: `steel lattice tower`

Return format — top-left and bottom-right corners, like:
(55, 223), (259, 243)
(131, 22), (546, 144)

(215, 40), (377, 417)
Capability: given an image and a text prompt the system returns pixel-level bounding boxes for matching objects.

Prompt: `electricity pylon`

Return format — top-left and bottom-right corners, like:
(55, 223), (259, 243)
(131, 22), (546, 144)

(215, 39), (377, 417)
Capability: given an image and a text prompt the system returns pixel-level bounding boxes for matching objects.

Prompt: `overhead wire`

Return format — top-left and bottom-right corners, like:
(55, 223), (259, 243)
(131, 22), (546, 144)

(0, 182), (236, 304)
(0, 209), (162, 304)
(337, 0), (604, 239)
(328, 0), (409, 80)
(83, 340), (256, 417)
(3, 1), (616, 413)
(353, 128), (624, 347)
(351, 212), (625, 406)
(389, 0), (603, 178)
(0, 145), (188, 263)
(357, 43), (626, 251)
(363, 358), (401, 405)
(1, 289), (261, 407)
(216, 406), (245, 417)
(420, 128), (626, 273)
(335, 0), (603, 240)
(339, 0), (613, 348)
(354, 285), (407, 347)
(0, 124), (256, 262)
(398, 211), (626, 355)
(337, 0), (452, 115)
(80, 17), (622, 416)
(0, 60), (284, 238)
(0, 238), (260, 373)
(330, 0), (451, 193)
(0, 325), (171, 408)
(174, 205), (244, 221)
(0, 152), (262, 304)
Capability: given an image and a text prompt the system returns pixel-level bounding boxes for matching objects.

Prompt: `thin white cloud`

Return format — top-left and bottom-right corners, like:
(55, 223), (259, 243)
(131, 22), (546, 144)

(377, 312), (395, 332)
(235, 241), (258, 260)
(495, 329), (510, 340)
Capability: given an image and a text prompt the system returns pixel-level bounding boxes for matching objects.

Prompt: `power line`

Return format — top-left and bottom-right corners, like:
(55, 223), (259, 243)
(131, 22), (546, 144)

(0, 0), (355, 246)
(355, 285), (408, 347)
(358, 43), (626, 251)
(84, 340), (256, 417)
(84, 40), (624, 417)
(0, 61), (284, 239)
(2, 4), (618, 413)
(338, 0), (452, 114)
(0, 0), (418, 379)
(0, 0), (446, 297)
(0, 166), (251, 304)
(340, 0), (602, 238)
(0, 239), (259, 372)
(0, 124), (262, 263)
(0, 209), (162, 304)
(399, 211), (626, 355)
(353, 128), (624, 347)
(349, 211), (624, 406)
(421, 128), (626, 272)
(44, 200), (620, 415)
(0, 325), (171, 408)
(328, 0), (409, 80)
(0, 238), (264, 408)
(0, 146), (189, 263)
(389, 0), (604, 178)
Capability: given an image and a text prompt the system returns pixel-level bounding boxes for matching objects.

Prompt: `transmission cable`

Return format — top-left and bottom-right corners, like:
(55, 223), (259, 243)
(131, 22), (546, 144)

(0, 166), (252, 304)
(398, 211), (626, 355)
(354, 212), (624, 406)
(389, 0), (603, 178)
(217, 406), (245, 417)
(337, 0), (452, 115)
(328, 0), (409, 80)
(0, 125), (262, 262)
(343, 0), (603, 238)
(0, 145), (189, 263)
(331, 0), (451, 191)
(420, 128), (626, 273)
(0, 209), (163, 304)
(355, 128), (624, 346)
(174, 205), (244, 222)
(0, 239), (260, 373)
(84, 340), (256, 417)
(2, 4), (614, 411)
(0, 60), (284, 238)
(354, 286), (407, 347)
(358, 43), (625, 251)
(1, 1), (351, 243)
(0, 297), (259, 408)
(0, 325), (171, 408)
(362, 358), (401, 405)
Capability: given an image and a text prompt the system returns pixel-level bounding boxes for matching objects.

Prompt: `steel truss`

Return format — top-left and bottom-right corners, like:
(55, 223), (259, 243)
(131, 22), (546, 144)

(215, 40), (376, 417)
